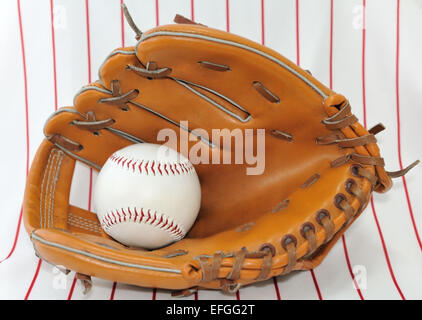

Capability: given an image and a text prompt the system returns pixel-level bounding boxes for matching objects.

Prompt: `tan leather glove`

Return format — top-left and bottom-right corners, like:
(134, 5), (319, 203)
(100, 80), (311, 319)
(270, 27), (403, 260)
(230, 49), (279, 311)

(23, 8), (417, 295)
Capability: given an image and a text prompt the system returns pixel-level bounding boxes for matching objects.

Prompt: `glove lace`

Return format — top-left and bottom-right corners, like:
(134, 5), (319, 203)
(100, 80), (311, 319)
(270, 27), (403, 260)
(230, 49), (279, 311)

(318, 99), (418, 184)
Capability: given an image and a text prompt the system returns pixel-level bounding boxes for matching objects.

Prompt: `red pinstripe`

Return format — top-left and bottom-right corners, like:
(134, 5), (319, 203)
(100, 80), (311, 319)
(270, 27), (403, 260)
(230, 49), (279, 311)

(329, 0), (364, 300)
(147, 1), (160, 301)
(272, 277), (281, 300)
(15, 0), (43, 300)
(370, 198), (405, 299)
(260, 0), (265, 46)
(395, 0), (422, 252)
(85, 0), (93, 211)
(225, 3), (241, 300)
(85, 0), (94, 213)
(0, 0), (25, 268)
(310, 269), (322, 300)
(110, 282), (117, 300)
(23, 0), (64, 300)
(259, 0), (283, 300)
(67, 277), (77, 300)
(226, 0), (230, 32)
(66, 0), (94, 300)
(361, 0), (405, 299)
(294, 0), (323, 300)
(342, 235), (364, 300)
(20, 3), (30, 178)
(155, 0), (159, 26)
(0, 0), (31, 265)
(191, 0), (194, 21)
(24, 259), (42, 300)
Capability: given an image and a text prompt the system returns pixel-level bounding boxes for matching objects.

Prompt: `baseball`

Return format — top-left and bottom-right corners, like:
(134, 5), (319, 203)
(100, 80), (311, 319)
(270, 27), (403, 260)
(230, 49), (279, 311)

(93, 143), (201, 249)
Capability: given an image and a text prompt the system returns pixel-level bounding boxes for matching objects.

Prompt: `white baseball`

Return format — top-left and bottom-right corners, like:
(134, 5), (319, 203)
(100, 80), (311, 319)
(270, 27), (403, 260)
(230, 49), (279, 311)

(93, 143), (201, 249)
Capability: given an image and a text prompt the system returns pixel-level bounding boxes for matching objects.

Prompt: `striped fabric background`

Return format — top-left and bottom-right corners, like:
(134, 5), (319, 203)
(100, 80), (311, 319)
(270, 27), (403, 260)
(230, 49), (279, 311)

(0, 0), (421, 300)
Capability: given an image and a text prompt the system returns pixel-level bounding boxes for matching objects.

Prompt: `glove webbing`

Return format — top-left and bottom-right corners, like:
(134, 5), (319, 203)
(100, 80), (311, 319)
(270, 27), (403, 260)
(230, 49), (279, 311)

(319, 100), (418, 181)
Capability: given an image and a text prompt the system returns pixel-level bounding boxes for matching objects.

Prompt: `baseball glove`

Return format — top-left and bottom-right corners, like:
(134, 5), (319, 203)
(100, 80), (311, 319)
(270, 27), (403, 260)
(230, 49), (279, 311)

(23, 6), (418, 295)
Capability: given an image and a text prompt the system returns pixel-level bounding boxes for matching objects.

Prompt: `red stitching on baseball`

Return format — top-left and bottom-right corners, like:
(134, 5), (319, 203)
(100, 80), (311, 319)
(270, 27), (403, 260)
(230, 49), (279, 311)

(134, 207), (139, 221)
(151, 161), (156, 175)
(169, 164), (175, 175)
(174, 164), (180, 174)
(145, 161), (149, 175)
(150, 211), (156, 224)
(111, 211), (117, 224)
(108, 152), (195, 177)
(123, 210), (127, 222)
(178, 163), (185, 174)
(101, 206), (185, 240)
(182, 163), (188, 173)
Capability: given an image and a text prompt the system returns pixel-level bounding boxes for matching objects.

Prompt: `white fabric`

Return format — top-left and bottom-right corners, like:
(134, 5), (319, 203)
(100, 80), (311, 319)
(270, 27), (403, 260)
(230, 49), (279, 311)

(0, 0), (421, 300)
